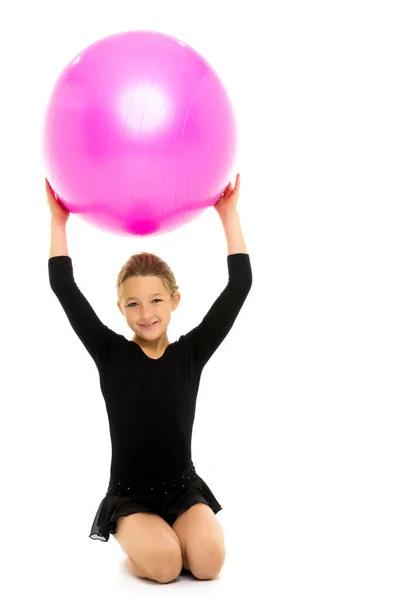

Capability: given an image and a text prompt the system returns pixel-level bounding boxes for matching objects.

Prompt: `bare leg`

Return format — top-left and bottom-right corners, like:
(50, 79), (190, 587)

(125, 555), (149, 579)
(113, 513), (183, 583)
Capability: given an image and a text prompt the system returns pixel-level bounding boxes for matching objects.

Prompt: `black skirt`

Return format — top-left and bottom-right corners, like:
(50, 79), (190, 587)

(89, 461), (223, 542)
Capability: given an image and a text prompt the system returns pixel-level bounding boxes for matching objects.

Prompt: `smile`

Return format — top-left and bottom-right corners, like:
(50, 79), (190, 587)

(140, 321), (158, 328)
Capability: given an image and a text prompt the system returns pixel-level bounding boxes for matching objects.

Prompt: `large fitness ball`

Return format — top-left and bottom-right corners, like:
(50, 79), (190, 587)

(42, 30), (237, 236)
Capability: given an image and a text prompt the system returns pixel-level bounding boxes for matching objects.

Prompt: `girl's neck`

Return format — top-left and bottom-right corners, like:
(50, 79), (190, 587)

(132, 332), (169, 353)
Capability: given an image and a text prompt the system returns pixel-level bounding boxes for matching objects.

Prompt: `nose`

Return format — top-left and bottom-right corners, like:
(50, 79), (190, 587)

(139, 305), (155, 320)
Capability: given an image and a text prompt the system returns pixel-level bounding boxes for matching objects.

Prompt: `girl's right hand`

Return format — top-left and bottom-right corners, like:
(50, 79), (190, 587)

(45, 178), (70, 224)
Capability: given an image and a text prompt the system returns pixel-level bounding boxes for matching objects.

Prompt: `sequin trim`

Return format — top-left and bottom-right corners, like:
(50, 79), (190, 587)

(106, 465), (197, 497)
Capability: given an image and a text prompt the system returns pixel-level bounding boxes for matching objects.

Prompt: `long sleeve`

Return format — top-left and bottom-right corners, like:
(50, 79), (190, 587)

(185, 253), (252, 367)
(48, 256), (116, 363)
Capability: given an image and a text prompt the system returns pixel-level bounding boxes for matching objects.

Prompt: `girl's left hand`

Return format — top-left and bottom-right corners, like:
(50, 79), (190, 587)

(214, 173), (240, 219)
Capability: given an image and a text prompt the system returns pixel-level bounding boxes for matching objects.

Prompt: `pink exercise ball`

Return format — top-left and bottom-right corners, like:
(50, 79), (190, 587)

(42, 30), (237, 236)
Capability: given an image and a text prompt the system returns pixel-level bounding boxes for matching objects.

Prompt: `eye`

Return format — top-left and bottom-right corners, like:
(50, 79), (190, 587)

(127, 299), (162, 307)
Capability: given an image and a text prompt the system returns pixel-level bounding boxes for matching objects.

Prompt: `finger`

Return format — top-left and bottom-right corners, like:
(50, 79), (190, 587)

(46, 179), (55, 196)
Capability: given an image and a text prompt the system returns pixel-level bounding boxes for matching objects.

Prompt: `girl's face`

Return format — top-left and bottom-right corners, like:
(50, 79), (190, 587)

(117, 275), (180, 338)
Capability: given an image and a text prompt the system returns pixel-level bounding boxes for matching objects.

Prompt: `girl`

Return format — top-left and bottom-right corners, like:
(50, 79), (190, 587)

(46, 175), (252, 583)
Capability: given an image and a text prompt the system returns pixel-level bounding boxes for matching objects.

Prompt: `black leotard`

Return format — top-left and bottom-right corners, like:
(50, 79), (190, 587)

(48, 253), (252, 480)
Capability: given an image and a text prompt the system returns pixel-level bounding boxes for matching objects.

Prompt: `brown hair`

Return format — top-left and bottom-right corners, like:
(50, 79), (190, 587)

(116, 252), (179, 302)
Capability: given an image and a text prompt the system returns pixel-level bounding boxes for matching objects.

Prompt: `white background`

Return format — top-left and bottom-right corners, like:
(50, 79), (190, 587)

(1, 0), (399, 598)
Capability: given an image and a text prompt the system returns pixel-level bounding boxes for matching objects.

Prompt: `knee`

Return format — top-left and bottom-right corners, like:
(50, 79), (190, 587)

(147, 546), (183, 584)
(190, 544), (226, 580)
